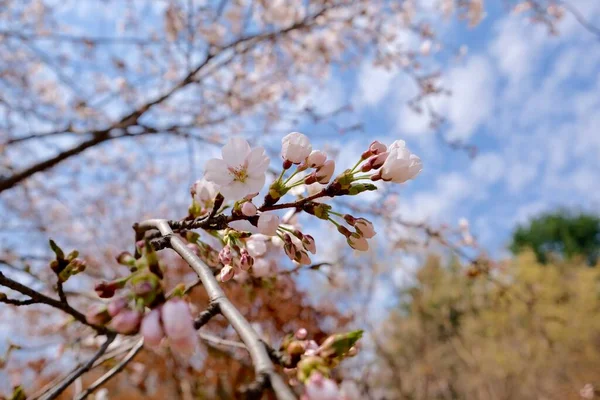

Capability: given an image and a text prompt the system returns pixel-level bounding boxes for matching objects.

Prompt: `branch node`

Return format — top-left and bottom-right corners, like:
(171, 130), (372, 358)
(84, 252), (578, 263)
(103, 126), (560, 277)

(149, 234), (173, 251)
(194, 301), (221, 329)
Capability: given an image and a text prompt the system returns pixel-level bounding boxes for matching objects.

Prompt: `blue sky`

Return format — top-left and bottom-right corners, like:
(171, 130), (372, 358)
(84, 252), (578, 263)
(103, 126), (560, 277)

(276, 0), (600, 259)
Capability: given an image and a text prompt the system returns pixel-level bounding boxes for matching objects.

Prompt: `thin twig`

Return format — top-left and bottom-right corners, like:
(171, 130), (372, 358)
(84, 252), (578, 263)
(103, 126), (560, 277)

(73, 339), (144, 400)
(194, 302), (221, 329)
(0, 272), (108, 333)
(39, 334), (116, 400)
(199, 331), (247, 349)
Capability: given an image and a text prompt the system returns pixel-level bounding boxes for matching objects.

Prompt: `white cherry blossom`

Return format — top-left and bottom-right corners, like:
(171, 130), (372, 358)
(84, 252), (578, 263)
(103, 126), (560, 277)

(204, 137), (270, 200)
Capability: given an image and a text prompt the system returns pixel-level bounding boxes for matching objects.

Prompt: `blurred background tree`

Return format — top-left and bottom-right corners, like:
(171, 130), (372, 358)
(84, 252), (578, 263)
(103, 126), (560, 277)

(510, 211), (600, 265)
(375, 252), (600, 399)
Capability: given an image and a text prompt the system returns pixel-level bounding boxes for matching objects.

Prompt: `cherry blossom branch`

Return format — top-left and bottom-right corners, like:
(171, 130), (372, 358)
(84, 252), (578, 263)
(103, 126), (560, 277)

(0, 7), (331, 194)
(0, 271), (108, 334)
(73, 338), (144, 400)
(40, 333), (116, 400)
(135, 219), (296, 400)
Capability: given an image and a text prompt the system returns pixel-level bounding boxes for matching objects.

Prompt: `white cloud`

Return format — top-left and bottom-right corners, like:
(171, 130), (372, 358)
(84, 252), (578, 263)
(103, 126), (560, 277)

(444, 55), (496, 140)
(471, 152), (504, 184)
(353, 60), (397, 108)
(490, 17), (547, 85)
(506, 160), (539, 194)
(399, 172), (472, 222)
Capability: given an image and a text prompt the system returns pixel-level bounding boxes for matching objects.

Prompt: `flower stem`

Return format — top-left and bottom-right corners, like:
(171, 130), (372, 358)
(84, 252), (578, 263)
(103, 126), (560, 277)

(283, 169), (300, 185)
(350, 158), (364, 173)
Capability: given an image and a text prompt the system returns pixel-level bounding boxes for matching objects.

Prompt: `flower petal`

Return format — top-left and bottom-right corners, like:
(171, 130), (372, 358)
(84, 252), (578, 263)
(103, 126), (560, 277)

(245, 175), (266, 194)
(204, 159), (233, 185)
(222, 137), (251, 167)
(246, 147), (270, 176)
(220, 181), (251, 200)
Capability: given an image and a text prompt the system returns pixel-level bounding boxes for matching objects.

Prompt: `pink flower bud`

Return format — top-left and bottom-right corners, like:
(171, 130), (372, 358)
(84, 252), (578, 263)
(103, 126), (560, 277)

(161, 299), (197, 354)
(305, 372), (341, 400)
(252, 258), (271, 277)
(370, 152), (389, 169)
(218, 245), (232, 265)
(315, 160), (335, 184)
(239, 248), (254, 271)
(298, 251), (312, 265)
(347, 234), (369, 251)
(94, 281), (118, 298)
(141, 309), (165, 347)
(257, 213), (280, 236)
(354, 218), (376, 239)
(85, 304), (110, 326)
(307, 150), (327, 168)
(343, 214), (356, 225)
(284, 241), (297, 262)
(220, 265), (235, 282)
(110, 309), (142, 334)
(107, 297), (128, 317)
(244, 192), (259, 200)
(369, 140), (387, 154)
(337, 225), (352, 238)
(380, 140), (422, 183)
(296, 328), (308, 340)
(302, 235), (316, 254)
(241, 202), (257, 217)
(282, 132), (312, 164)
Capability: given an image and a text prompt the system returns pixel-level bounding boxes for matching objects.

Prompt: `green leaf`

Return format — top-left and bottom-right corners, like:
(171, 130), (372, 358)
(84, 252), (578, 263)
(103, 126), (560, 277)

(49, 239), (65, 260)
(319, 330), (363, 359)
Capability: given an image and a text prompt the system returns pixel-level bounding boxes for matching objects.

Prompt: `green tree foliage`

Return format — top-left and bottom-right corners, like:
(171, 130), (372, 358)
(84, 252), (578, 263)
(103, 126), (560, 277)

(510, 211), (600, 265)
(376, 253), (600, 399)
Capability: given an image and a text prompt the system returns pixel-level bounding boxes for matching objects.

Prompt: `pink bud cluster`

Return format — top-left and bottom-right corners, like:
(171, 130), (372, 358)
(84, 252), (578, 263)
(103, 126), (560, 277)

(281, 132), (335, 185)
(359, 140), (422, 183)
(218, 243), (255, 282)
(281, 328), (361, 399)
(283, 230), (316, 265)
(140, 298), (197, 354)
(332, 215), (376, 252)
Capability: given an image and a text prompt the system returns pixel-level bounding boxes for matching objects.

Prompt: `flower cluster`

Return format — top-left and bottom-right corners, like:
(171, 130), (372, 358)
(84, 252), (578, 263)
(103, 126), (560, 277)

(140, 298), (196, 353)
(279, 328), (362, 400)
(196, 132), (422, 280)
(85, 131), (420, 365)
(86, 242), (198, 355)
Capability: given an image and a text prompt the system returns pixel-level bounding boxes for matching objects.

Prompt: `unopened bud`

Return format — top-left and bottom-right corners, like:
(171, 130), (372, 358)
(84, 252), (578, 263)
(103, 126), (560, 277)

(239, 248), (254, 271)
(220, 265), (235, 282)
(337, 225), (352, 238)
(108, 297), (128, 317)
(287, 341), (305, 356)
(110, 309), (142, 334)
(117, 252), (135, 266)
(241, 202), (257, 217)
(295, 328), (308, 340)
(302, 235), (316, 254)
(369, 140), (387, 154)
(318, 330), (363, 359)
(94, 280), (125, 299)
(86, 304), (111, 326)
(218, 245), (233, 265)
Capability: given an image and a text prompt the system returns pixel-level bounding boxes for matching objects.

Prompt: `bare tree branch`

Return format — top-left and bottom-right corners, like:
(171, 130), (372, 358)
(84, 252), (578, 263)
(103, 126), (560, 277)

(38, 333), (116, 400)
(136, 219), (297, 400)
(73, 339), (144, 400)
